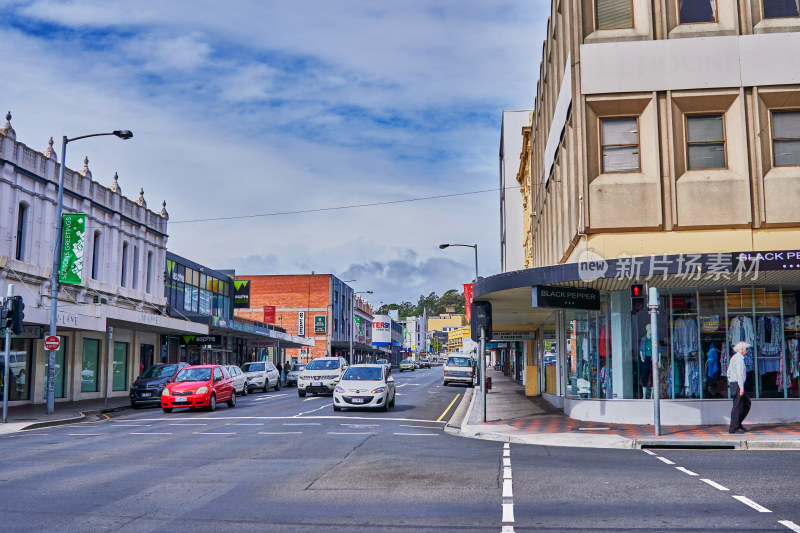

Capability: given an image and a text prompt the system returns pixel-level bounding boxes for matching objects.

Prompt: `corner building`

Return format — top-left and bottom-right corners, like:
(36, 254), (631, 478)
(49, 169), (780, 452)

(484, 0), (800, 425)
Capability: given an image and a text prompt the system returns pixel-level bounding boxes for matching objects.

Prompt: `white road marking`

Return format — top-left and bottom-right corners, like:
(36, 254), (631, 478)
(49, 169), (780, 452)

(294, 404), (331, 416)
(675, 467), (698, 476)
(131, 432), (172, 435)
(501, 526), (516, 533)
(303, 396), (323, 402)
(779, 520), (800, 532)
(111, 424), (151, 427)
(169, 423), (207, 426)
(657, 457), (675, 465)
(502, 479), (513, 498)
(328, 432), (376, 435)
(193, 432), (236, 435)
(399, 425), (440, 429)
(504, 443), (510, 449)
(228, 423), (264, 426)
(700, 479), (730, 491)
(503, 458), (511, 467)
(283, 422), (321, 426)
(68, 433), (101, 436)
(253, 394), (288, 401)
(733, 495), (772, 513)
(503, 467), (512, 479)
(258, 431), (302, 435)
(501, 443), (515, 528)
(503, 449), (511, 457)
(642, 449), (656, 455)
(502, 503), (515, 523)
(393, 432), (438, 436)
(342, 423), (380, 427)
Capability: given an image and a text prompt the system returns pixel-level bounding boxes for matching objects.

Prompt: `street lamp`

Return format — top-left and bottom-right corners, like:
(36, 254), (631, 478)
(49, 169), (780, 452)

(438, 243), (478, 282)
(351, 290), (372, 363)
(46, 130), (133, 414)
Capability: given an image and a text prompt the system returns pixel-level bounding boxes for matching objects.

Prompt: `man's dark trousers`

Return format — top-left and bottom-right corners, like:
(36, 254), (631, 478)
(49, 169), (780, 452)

(729, 382), (751, 432)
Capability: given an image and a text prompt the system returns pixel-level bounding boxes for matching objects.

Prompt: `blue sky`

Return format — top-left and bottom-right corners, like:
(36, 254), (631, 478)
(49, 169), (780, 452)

(0, 0), (546, 306)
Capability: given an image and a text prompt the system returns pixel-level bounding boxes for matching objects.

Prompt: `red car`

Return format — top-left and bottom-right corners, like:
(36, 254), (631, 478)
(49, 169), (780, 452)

(161, 365), (236, 412)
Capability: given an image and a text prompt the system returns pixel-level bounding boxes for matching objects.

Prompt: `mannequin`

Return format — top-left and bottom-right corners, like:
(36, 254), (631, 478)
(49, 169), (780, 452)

(639, 325), (653, 399)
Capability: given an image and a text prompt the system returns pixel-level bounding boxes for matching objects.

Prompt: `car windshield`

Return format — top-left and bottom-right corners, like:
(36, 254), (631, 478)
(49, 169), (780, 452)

(343, 367), (382, 381)
(447, 357), (471, 367)
(290, 365), (306, 372)
(377, 359), (388, 365)
(173, 368), (211, 382)
(306, 359), (340, 370)
(241, 362), (265, 372)
(141, 365), (180, 379)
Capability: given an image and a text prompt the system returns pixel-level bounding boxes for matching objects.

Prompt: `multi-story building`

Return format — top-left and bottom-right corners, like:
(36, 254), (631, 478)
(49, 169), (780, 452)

(371, 313), (403, 367)
(479, 0), (800, 425)
(447, 326), (474, 355)
(401, 311), (428, 358)
(0, 113), (206, 405)
(427, 313), (468, 334)
(233, 274), (372, 364)
(500, 110), (532, 273)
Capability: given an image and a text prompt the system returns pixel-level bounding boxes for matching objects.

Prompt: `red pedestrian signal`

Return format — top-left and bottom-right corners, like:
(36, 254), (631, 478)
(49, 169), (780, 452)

(630, 284), (645, 313)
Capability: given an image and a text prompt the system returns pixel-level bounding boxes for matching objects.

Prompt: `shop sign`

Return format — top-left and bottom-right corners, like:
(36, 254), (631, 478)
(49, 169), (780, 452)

(464, 283), (474, 320)
(532, 285), (600, 310)
(314, 315), (326, 334)
(445, 306), (456, 314)
(263, 305), (276, 324)
(372, 316), (391, 346)
(734, 250), (800, 271)
(491, 331), (536, 341)
(233, 280), (251, 308)
(486, 342), (508, 349)
(180, 335), (220, 346)
(700, 315), (720, 332)
(11, 325), (43, 339)
(298, 311), (305, 336)
(58, 213), (87, 285)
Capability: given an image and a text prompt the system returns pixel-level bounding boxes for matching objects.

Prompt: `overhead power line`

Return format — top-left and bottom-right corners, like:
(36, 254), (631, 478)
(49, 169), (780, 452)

(170, 185), (521, 224)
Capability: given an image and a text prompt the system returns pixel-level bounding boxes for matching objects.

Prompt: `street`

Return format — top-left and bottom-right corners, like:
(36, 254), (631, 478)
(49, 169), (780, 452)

(1, 366), (799, 532)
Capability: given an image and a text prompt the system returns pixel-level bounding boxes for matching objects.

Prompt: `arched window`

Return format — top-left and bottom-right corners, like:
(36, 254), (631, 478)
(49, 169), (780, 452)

(15, 203), (28, 261)
(132, 245), (139, 290)
(145, 251), (153, 294)
(91, 231), (102, 280)
(121, 242), (129, 287)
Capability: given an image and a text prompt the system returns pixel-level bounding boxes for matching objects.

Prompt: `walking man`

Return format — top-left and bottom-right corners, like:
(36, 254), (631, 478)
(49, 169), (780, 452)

(727, 341), (751, 434)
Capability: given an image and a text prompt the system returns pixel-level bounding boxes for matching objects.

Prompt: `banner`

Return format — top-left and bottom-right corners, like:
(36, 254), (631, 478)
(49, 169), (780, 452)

(314, 315), (326, 334)
(58, 214), (87, 285)
(298, 311), (305, 336)
(463, 283), (474, 320)
(233, 280), (251, 308)
(263, 305), (276, 324)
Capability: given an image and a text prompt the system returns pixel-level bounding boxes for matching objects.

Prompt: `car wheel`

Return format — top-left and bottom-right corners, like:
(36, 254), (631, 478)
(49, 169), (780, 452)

(443, 381), (448, 386)
(208, 394), (217, 411)
(241, 384), (248, 396)
(131, 402), (139, 409)
(298, 389), (306, 398)
(381, 398), (389, 412)
(263, 380), (269, 393)
(227, 390), (236, 408)
(333, 404), (341, 412)
(274, 379), (280, 391)
(468, 382), (474, 388)
(389, 394), (395, 407)
(162, 407), (173, 413)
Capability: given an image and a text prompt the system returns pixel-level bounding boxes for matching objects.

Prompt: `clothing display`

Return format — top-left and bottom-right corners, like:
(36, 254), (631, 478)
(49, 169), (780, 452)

(756, 315), (782, 375)
(728, 315), (755, 349)
(672, 318), (699, 358)
(706, 344), (719, 379)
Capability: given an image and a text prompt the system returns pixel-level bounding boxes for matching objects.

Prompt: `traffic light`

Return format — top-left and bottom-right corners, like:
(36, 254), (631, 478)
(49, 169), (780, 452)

(470, 301), (492, 342)
(9, 295), (25, 335)
(0, 300), (10, 332)
(630, 284), (645, 314)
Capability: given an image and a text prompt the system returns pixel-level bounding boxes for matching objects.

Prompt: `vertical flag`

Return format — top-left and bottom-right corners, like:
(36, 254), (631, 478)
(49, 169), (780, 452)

(464, 283), (474, 320)
(59, 213), (87, 285)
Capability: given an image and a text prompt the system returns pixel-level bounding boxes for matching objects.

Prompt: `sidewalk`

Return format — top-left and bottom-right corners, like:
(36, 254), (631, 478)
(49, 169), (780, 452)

(454, 368), (800, 450)
(0, 398), (130, 435)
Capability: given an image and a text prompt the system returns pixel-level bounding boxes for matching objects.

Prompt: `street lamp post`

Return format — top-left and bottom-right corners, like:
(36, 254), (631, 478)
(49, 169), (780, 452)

(351, 290), (372, 363)
(438, 243), (478, 282)
(46, 130), (133, 414)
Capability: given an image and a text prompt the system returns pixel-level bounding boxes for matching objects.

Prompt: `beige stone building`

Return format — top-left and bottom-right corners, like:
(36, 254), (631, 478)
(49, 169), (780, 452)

(487, 0), (800, 425)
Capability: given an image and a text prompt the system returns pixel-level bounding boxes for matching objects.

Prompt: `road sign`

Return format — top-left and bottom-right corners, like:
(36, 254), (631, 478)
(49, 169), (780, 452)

(44, 335), (61, 351)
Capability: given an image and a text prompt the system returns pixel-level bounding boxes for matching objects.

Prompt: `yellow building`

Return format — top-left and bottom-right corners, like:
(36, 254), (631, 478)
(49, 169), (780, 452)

(485, 0), (800, 426)
(446, 326), (471, 354)
(427, 314), (468, 333)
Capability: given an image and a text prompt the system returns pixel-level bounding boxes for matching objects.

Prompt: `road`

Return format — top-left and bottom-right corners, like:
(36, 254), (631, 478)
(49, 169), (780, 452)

(1, 366), (799, 532)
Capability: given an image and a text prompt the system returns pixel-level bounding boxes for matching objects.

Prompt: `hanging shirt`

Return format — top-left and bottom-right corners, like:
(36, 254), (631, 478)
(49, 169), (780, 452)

(706, 344), (719, 378)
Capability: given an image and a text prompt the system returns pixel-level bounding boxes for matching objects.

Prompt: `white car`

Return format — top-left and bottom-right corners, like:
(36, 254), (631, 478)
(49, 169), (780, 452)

(286, 363), (306, 387)
(297, 357), (349, 397)
(442, 355), (474, 387)
(226, 365), (248, 396)
(333, 364), (395, 412)
(241, 361), (281, 393)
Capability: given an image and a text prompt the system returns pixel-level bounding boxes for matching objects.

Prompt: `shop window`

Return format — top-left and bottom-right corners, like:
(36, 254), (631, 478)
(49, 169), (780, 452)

(91, 231), (102, 280)
(783, 291), (800, 398)
(679, 0), (717, 23)
(15, 202), (28, 261)
(763, 0), (800, 18)
(686, 114), (726, 170)
(112, 342), (129, 391)
(600, 117), (639, 172)
(46, 337), (68, 399)
(81, 338), (101, 392)
(0, 338), (31, 400)
(699, 292), (727, 398)
(772, 110), (800, 166)
(596, 0), (633, 29)
(565, 304), (610, 399)
(120, 242), (129, 287)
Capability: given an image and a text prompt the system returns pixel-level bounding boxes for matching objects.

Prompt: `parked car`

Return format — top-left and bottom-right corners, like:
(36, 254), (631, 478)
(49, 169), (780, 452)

(161, 365), (236, 412)
(130, 362), (190, 408)
(376, 358), (391, 373)
(419, 358), (431, 369)
(241, 361), (281, 393)
(226, 365), (248, 396)
(398, 359), (414, 372)
(333, 364), (395, 412)
(286, 363), (306, 387)
(413, 361), (420, 369)
(297, 357), (349, 397)
(443, 355), (474, 387)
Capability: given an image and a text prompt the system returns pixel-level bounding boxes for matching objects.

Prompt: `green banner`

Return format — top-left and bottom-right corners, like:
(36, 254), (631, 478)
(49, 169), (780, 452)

(59, 213), (87, 285)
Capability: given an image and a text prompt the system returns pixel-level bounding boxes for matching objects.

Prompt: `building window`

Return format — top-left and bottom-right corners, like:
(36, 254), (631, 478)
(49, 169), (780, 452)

(600, 117), (639, 172)
(112, 341), (129, 391)
(132, 245), (139, 290)
(15, 203), (27, 261)
(121, 242), (129, 287)
(686, 114), (726, 169)
(145, 251), (153, 294)
(772, 110), (800, 166)
(91, 231), (102, 280)
(81, 338), (101, 392)
(763, 0), (800, 18)
(679, 0), (717, 24)
(596, 0), (633, 29)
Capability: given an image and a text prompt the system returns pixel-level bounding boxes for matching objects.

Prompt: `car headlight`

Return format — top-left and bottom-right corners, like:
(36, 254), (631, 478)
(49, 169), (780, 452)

(195, 386), (209, 394)
(334, 376), (341, 382)
(161, 388), (170, 396)
(335, 386), (345, 393)
(371, 386), (386, 394)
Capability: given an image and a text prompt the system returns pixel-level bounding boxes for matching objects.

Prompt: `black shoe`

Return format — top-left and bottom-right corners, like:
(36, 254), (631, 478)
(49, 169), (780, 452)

(728, 429), (742, 434)
(738, 425), (749, 432)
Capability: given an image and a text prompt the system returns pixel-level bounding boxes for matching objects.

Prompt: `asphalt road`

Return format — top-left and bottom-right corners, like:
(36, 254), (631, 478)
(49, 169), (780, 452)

(1, 366), (799, 532)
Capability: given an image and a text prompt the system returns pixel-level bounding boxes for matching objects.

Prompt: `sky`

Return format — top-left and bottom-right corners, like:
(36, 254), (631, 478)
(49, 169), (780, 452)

(0, 0), (546, 307)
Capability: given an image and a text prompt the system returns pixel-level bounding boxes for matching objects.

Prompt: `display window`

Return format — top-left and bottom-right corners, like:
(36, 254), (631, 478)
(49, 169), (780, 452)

(45, 337), (68, 399)
(0, 338), (32, 401)
(112, 341), (129, 391)
(81, 338), (101, 393)
(565, 299), (610, 399)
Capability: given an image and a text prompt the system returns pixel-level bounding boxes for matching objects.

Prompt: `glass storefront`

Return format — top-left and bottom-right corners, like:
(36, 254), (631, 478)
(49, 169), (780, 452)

(0, 338), (32, 401)
(82, 338), (101, 392)
(112, 341), (129, 391)
(565, 299), (610, 399)
(45, 337), (68, 399)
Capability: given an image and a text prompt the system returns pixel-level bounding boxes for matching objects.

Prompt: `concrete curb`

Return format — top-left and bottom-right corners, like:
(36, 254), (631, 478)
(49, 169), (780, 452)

(444, 387), (475, 435)
(20, 404), (130, 432)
